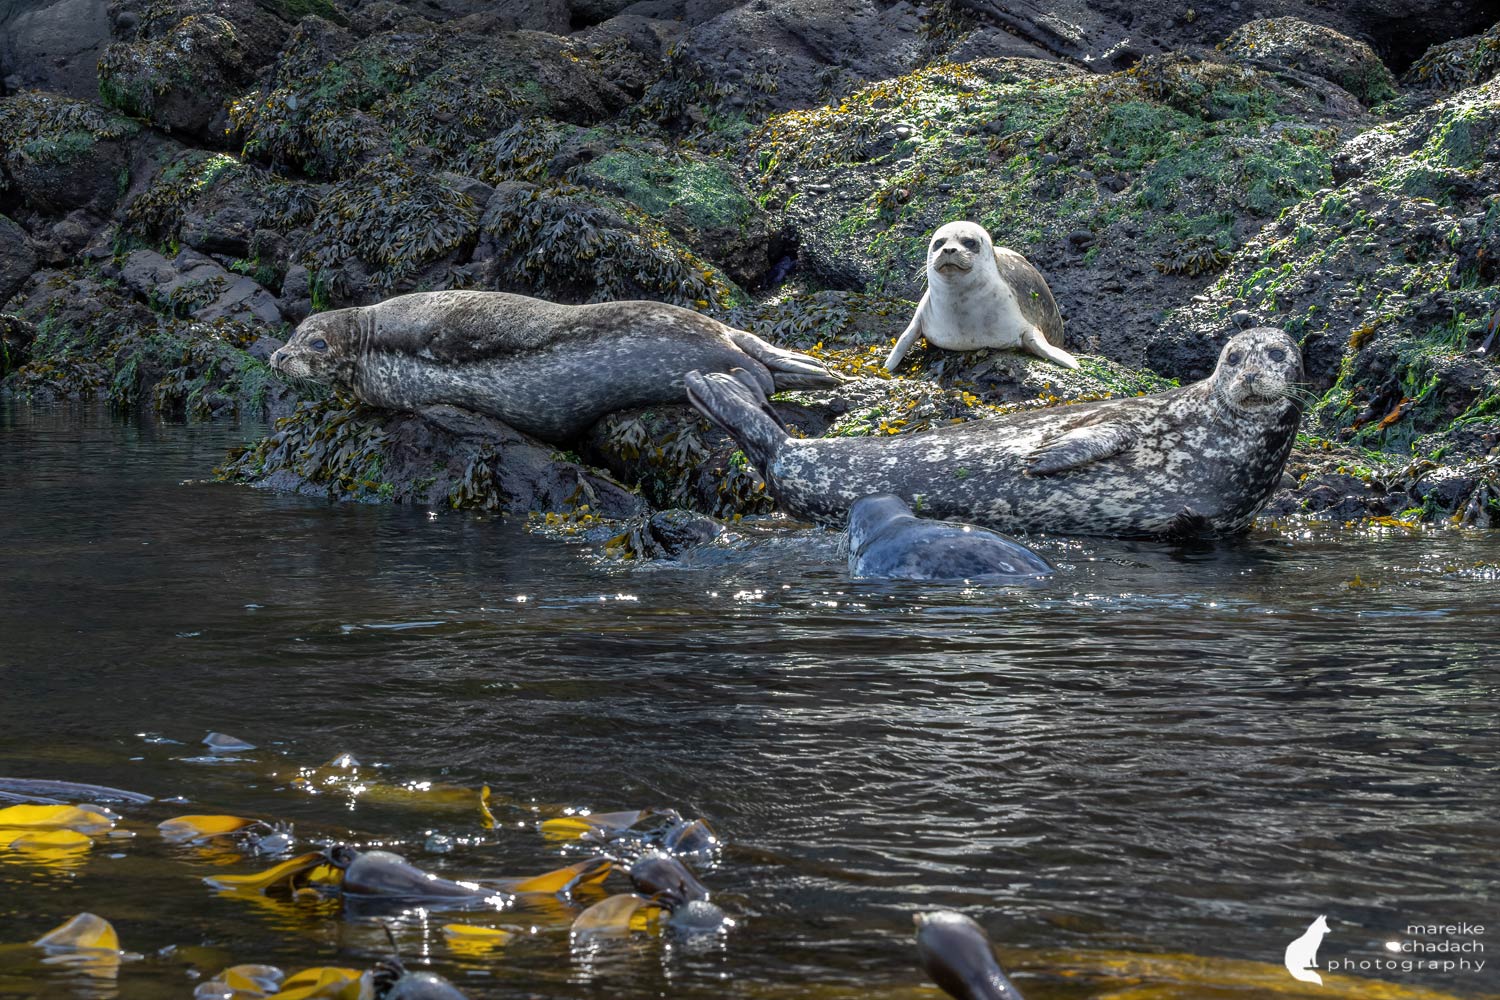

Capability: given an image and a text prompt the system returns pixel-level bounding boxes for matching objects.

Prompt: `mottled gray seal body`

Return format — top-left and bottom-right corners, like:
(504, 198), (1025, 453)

(885, 221), (1076, 371)
(269, 290), (840, 443)
(688, 328), (1304, 540)
(846, 495), (1054, 581)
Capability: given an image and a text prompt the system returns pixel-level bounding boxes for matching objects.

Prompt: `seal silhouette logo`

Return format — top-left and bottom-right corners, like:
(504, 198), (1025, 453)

(1285, 915), (1331, 985)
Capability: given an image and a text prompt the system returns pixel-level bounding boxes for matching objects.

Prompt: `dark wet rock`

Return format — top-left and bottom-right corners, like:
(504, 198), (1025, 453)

(1220, 18), (1398, 107)
(0, 313), (35, 377)
(220, 399), (647, 517)
(0, 93), (142, 213)
(98, 12), (254, 138)
(0, 0), (113, 99)
(0, 214), (37, 304)
(601, 508), (725, 560)
(1404, 21), (1500, 94)
(119, 248), (282, 325)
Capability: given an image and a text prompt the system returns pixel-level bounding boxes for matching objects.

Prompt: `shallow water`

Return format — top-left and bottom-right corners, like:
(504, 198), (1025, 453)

(1, 400), (1497, 999)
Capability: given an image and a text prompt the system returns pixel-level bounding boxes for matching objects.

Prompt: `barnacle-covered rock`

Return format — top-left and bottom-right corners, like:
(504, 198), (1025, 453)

(0, 93), (142, 213)
(1220, 18), (1398, 107)
(750, 55), (1350, 365)
(1404, 21), (1500, 95)
(219, 399), (647, 516)
(472, 181), (740, 310)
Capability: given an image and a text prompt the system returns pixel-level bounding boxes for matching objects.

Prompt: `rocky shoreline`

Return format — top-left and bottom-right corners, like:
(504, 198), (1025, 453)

(2, 0), (1497, 533)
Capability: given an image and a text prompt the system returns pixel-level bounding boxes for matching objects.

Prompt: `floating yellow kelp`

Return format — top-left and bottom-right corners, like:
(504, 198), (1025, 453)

(30, 913), (125, 978)
(7, 829), (92, 852)
(1020, 948), (1483, 1000)
(279, 755), (486, 812)
(571, 893), (666, 938)
(0, 804), (113, 833)
(205, 852), (328, 893)
(507, 857), (611, 895)
(262, 966), (367, 1000)
(478, 786), (496, 830)
(442, 924), (512, 957)
(540, 809), (652, 842)
(195, 963), (287, 998)
(159, 814), (260, 843)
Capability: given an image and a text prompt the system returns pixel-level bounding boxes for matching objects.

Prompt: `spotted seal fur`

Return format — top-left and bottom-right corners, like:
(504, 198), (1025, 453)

(269, 290), (841, 443)
(885, 221), (1076, 372)
(687, 328), (1304, 540)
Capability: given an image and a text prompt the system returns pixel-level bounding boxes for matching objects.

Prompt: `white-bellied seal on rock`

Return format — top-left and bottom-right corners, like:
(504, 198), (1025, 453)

(268, 290), (842, 443)
(846, 495), (1054, 581)
(915, 911), (1026, 1000)
(687, 328), (1305, 540)
(885, 221), (1077, 372)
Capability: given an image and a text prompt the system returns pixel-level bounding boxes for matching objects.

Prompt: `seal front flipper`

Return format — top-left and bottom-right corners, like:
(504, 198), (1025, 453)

(884, 292), (929, 372)
(725, 330), (845, 390)
(684, 369), (790, 475)
(1019, 324), (1079, 370)
(1026, 421), (1135, 476)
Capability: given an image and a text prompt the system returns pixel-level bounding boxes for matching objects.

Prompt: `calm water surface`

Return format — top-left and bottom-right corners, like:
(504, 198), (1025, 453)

(1, 401), (1497, 999)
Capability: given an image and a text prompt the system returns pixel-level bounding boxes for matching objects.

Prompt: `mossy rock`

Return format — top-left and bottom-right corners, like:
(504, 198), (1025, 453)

(1220, 18), (1398, 107)
(0, 93), (141, 213)
(1404, 21), (1500, 94)
(473, 181), (741, 311)
(98, 14), (247, 136)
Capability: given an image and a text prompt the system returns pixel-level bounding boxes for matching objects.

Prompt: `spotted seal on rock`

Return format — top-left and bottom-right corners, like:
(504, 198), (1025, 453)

(268, 290), (842, 443)
(885, 221), (1077, 372)
(846, 494), (1055, 581)
(687, 328), (1304, 540)
(915, 911), (1026, 1000)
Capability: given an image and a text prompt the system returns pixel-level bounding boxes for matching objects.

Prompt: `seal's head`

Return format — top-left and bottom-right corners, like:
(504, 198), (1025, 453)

(847, 493), (912, 553)
(926, 221), (995, 281)
(269, 309), (362, 386)
(1210, 327), (1305, 416)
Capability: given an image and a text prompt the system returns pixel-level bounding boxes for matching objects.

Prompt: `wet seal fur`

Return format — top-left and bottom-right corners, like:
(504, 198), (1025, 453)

(846, 495), (1054, 581)
(269, 290), (842, 443)
(885, 221), (1076, 372)
(915, 911), (1026, 1000)
(687, 328), (1305, 540)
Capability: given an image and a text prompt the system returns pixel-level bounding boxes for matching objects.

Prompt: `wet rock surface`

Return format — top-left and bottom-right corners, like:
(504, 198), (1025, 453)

(0, 0), (1495, 529)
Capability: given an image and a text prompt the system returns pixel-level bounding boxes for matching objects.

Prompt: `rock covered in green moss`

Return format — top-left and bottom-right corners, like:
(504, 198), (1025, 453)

(99, 14), (249, 136)
(219, 398), (647, 517)
(1220, 17), (1397, 107)
(1155, 75), (1500, 492)
(750, 54), (1352, 365)
(0, 93), (142, 213)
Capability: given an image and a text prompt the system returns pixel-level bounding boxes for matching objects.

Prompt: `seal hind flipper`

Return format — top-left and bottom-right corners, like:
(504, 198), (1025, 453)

(1165, 507), (1215, 540)
(685, 369), (790, 475)
(1026, 422), (1135, 476)
(725, 330), (845, 389)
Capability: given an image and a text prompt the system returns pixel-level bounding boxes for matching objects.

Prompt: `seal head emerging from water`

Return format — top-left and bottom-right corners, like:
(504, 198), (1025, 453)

(269, 290), (841, 443)
(686, 328), (1304, 540)
(915, 911), (1026, 1000)
(846, 494), (1054, 581)
(885, 221), (1076, 372)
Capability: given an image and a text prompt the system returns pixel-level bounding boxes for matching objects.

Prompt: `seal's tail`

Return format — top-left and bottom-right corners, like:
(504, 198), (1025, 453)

(727, 331), (845, 389)
(685, 369), (790, 474)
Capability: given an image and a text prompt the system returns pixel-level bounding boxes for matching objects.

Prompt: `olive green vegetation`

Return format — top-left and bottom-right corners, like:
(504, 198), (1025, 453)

(97, 15), (243, 125)
(0, 93), (138, 173)
(218, 400), (407, 504)
(751, 56), (1336, 293)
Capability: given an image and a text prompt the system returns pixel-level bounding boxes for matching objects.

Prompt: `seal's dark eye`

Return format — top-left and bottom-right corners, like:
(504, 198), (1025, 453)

(310, 338), (328, 351)
(1227, 351), (1243, 365)
(1268, 348), (1286, 362)
(932, 240), (943, 251)
(961, 238), (979, 250)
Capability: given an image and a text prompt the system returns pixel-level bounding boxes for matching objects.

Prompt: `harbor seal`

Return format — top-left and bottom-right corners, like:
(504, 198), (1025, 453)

(885, 221), (1077, 372)
(268, 290), (842, 443)
(686, 328), (1304, 540)
(846, 494), (1054, 581)
(915, 911), (1026, 1000)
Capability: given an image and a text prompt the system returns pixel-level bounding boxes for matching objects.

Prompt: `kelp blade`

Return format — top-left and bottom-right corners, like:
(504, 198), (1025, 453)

(206, 852), (327, 892)
(265, 966), (368, 1000)
(0, 804), (114, 833)
(571, 893), (665, 938)
(509, 857), (611, 895)
(159, 814), (260, 842)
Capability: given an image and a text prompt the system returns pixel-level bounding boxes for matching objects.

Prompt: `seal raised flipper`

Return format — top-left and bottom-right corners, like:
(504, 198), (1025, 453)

(1026, 421), (1135, 475)
(884, 291), (929, 371)
(725, 330), (845, 390)
(684, 369), (791, 475)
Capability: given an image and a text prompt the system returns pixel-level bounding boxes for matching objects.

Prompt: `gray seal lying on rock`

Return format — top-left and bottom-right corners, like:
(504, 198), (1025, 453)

(686, 328), (1304, 540)
(885, 221), (1076, 372)
(846, 494), (1054, 581)
(269, 290), (841, 443)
